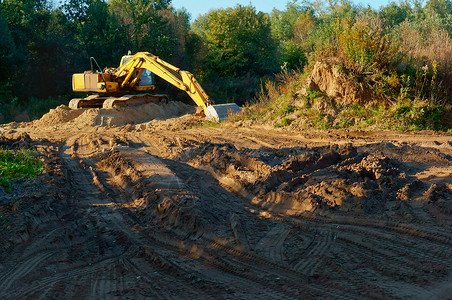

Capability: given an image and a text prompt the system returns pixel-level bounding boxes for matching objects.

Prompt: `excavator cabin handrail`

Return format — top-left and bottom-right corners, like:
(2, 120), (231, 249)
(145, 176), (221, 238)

(90, 57), (107, 84)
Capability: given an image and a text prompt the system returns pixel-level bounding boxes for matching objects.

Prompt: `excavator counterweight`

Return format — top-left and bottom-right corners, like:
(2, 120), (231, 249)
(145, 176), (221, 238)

(70, 52), (240, 121)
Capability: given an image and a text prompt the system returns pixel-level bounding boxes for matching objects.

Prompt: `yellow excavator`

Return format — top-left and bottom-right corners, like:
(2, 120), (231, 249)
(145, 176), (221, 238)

(70, 51), (241, 121)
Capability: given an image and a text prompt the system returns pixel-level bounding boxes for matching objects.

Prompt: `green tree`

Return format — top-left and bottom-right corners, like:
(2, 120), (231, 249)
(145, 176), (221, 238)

(0, 0), (55, 100)
(426, 0), (452, 17)
(280, 40), (306, 70)
(193, 5), (278, 77)
(0, 7), (15, 82)
(77, 0), (127, 66)
(380, 1), (413, 28)
(271, 0), (310, 42)
(0, 7), (16, 106)
(293, 10), (317, 43)
(110, 0), (177, 59)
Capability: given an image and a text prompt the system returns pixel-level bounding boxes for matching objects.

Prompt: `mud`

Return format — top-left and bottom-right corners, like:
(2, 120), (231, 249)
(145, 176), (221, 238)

(1, 108), (452, 299)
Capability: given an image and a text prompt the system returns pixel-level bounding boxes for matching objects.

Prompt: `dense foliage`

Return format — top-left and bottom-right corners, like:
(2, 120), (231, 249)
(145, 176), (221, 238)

(0, 0), (451, 129)
(244, 0), (452, 131)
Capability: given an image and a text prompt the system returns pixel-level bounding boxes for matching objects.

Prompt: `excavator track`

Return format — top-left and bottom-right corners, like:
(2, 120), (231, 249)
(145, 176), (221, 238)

(68, 94), (169, 109)
(102, 94), (168, 108)
(68, 95), (108, 109)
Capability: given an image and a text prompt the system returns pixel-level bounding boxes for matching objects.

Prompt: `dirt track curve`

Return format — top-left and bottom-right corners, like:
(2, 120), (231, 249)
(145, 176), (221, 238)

(1, 104), (452, 299)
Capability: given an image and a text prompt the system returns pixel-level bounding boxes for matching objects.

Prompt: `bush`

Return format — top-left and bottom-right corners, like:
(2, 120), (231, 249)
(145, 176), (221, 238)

(392, 100), (445, 130)
(334, 15), (396, 77)
(282, 104), (295, 114)
(280, 40), (307, 70)
(274, 117), (291, 127)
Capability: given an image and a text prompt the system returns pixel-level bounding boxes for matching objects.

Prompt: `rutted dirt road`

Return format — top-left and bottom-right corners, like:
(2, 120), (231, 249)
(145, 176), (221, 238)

(1, 104), (452, 299)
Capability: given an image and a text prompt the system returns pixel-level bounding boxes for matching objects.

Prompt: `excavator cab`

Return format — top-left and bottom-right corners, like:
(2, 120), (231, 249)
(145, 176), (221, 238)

(119, 55), (155, 89)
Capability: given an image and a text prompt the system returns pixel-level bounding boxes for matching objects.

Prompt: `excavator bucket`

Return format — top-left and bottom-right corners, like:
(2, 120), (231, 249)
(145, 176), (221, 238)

(205, 103), (241, 122)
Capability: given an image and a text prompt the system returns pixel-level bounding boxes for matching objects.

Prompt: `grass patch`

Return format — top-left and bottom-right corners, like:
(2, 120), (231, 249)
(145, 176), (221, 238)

(0, 149), (44, 193)
(274, 117), (291, 128)
(281, 104), (295, 115)
(188, 120), (222, 129)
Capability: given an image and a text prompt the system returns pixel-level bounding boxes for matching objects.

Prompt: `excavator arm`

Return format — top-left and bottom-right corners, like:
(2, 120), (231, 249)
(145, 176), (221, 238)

(113, 52), (210, 112)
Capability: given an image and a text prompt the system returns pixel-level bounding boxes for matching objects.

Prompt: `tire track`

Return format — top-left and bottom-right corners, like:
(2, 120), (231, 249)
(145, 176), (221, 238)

(124, 258), (182, 299)
(5, 257), (118, 299)
(35, 281), (58, 300)
(339, 225), (450, 265)
(293, 231), (332, 274)
(84, 145), (346, 298)
(306, 233), (333, 276)
(323, 221), (452, 265)
(50, 132), (451, 299)
(255, 223), (291, 264)
(114, 260), (126, 299)
(90, 271), (100, 300)
(290, 216), (452, 264)
(335, 235), (419, 278)
(0, 251), (54, 292)
(319, 215), (452, 245)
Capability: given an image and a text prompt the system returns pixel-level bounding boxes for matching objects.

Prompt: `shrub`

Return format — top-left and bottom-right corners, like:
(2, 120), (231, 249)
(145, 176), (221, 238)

(282, 104), (295, 114)
(274, 117), (291, 127)
(280, 40), (307, 70)
(392, 100), (445, 130)
(334, 15), (396, 77)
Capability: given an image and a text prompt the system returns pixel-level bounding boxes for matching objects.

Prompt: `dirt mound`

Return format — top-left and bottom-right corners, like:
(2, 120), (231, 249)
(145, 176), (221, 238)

(181, 141), (451, 219)
(300, 61), (372, 105)
(132, 114), (202, 132)
(33, 105), (84, 127)
(34, 101), (195, 127)
(0, 132), (34, 149)
(425, 183), (452, 215)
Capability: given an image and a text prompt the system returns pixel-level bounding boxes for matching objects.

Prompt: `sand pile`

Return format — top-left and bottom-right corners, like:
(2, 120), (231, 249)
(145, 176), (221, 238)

(34, 105), (84, 126)
(34, 101), (195, 127)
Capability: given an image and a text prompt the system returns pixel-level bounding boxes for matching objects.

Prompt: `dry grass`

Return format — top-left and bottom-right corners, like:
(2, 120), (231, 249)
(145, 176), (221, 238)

(397, 21), (452, 101)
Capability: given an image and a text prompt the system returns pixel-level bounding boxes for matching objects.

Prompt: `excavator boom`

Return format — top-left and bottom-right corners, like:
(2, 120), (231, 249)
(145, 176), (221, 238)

(114, 52), (210, 111)
(71, 52), (240, 121)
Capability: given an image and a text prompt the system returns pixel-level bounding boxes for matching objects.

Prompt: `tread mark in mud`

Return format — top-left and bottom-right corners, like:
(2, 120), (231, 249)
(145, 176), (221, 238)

(293, 231), (333, 274)
(0, 251), (54, 292)
(255, 223), (291, 264)
(4, 257), (120, 299)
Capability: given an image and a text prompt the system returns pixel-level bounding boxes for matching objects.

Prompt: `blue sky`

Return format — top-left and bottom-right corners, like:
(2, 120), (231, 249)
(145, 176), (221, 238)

(171, 0), (394, 20)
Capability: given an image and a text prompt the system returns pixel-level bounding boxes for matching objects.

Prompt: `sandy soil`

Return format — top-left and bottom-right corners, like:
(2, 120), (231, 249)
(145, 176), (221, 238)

(1, 102), (451, 299)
